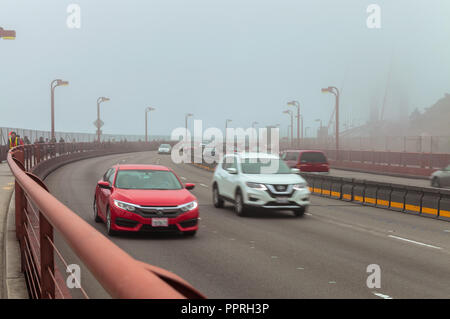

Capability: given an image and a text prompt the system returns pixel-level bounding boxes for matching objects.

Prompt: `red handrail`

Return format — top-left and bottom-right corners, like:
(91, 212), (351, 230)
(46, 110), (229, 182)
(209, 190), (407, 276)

(8, 143), (205, 299)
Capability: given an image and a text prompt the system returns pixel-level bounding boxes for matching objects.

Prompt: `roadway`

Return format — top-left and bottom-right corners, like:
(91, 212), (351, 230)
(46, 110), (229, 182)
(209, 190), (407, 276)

(45, 151), (450, 299)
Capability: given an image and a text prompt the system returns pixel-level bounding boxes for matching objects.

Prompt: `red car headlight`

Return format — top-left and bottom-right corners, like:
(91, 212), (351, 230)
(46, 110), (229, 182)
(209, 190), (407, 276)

(113, 200), (137, 212)
(179, 201), (198, 212)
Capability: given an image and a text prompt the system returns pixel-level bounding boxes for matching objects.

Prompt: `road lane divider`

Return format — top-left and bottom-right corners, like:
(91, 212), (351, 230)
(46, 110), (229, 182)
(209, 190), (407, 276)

(387, 235), (442, 250)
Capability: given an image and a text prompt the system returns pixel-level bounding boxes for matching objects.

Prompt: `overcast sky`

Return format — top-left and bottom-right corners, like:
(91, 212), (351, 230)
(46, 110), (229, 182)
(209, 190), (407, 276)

(1, 0), (449, 137)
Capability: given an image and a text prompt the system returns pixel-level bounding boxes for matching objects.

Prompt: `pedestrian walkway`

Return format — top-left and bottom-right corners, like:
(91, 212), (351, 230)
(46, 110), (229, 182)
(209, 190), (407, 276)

(0, 163), (14, 298)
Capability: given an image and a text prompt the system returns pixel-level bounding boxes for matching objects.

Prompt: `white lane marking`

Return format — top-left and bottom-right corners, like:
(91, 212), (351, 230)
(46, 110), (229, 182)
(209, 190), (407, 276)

(180, 176), (187, 180)
(271, 256), (278, 259)
(373, 292), (393, 299)
(388, 235), (442, 250)
(305, 213), (312, 216)
(328, 281), (336, 284)
(444, 230), (450, 233)
(200, 183), (208, 188)
(296, 267), (304, 270)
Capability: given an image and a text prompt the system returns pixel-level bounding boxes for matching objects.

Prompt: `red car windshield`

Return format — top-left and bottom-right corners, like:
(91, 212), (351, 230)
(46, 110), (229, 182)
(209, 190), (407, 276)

(115, 170), (183, 190)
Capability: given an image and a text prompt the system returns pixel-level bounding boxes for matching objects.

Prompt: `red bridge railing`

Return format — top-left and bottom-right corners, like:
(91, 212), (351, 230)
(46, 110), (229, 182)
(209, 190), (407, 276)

(7, 142), (204, 299)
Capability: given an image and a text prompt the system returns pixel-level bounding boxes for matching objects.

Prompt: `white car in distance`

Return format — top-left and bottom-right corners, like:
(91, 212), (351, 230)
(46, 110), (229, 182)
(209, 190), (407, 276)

(211, 152), (310, 217)
(158, 143), (172, 154)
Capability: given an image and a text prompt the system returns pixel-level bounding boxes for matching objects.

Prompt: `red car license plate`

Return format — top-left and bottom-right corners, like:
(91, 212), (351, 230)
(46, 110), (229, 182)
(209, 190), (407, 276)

(152, 218), (168, 227)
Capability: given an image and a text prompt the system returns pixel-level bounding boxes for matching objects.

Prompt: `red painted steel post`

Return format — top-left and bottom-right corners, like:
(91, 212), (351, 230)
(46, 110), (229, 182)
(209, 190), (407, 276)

(35, 144), (40, 165)
(39, 212), (55, 299)
(14, 148), (25, 240)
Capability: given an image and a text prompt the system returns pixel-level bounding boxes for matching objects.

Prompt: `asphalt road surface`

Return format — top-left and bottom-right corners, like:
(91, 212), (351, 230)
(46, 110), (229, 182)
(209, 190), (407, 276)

(45, 151), (450, 299)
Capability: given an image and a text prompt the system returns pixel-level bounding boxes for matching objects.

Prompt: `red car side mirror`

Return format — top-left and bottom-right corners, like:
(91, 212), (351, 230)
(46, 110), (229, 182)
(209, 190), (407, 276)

(185, 183), (195, 190)
(98, 181), (111, 189)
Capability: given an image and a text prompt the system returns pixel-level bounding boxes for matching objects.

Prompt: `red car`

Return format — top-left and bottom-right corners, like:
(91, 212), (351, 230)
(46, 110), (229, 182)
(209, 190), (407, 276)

(93, 164), (199, 236)
(281, 150), (330, 173)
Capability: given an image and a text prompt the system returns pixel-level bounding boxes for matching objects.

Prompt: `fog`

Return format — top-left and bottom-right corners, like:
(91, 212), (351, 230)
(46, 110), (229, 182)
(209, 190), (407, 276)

(1, 0), (449, 138)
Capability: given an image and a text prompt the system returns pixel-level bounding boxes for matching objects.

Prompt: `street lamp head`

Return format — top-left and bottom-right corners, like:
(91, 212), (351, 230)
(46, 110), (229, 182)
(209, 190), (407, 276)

(186, 113), (193, 117)
(54, 79), (69, 87)
(146, 106), (155, 112)
(283, 110), (291, 115)
(101, 97), (110, 102)
(0, 27), (16, 40)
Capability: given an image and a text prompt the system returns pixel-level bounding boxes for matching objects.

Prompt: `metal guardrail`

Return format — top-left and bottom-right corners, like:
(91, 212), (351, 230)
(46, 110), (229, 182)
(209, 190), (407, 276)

(189, 153), (449, 221)
(7, 142), (205, 299)
(300, 173), (450, 221)
(0, 126), (172, 146)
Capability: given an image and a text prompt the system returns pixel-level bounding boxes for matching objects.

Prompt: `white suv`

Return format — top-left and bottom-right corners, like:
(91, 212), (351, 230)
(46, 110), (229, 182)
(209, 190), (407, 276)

(212, 153), (311, 217)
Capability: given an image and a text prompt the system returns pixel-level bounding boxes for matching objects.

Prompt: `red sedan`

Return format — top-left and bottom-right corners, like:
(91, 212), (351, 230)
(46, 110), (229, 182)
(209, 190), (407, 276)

(93, 164), (199, 236)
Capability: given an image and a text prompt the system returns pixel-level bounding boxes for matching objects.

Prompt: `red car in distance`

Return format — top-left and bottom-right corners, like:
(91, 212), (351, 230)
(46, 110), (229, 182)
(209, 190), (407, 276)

(281, 150), (330, 173)
(93, 164), (199, 237)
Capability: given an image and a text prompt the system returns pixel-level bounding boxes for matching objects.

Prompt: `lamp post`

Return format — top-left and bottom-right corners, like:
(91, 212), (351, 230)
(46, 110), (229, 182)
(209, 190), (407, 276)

(96, 97), (110, 143)
(225, 119), (232, 152)
(225, 119), (232, 141)
(0, 27), (16, 40)
(321, 86), (340, 158)
(251, 121), (258, 150)
(185, 113), (193, 142)
(287, 100), (301, 145)
(283, 110), (293, 146)
(50, 79), (69, 141)
(145, 107), (155, 143)
(315, 118), (323, 128)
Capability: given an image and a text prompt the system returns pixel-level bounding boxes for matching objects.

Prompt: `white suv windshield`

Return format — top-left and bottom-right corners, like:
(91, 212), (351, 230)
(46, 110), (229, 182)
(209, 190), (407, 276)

(240, 158), (291, 174)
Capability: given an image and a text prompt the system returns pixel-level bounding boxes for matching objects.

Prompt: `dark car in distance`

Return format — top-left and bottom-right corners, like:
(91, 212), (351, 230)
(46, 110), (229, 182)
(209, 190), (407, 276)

(281, 150), (330, 173)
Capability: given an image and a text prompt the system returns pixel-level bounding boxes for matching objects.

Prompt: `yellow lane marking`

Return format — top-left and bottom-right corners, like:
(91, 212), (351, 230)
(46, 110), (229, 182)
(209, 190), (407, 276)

(391, 202), (404, 209)
(331, 191), (340, 197)
(422, 207), (437, 216)
(405, 204), (420, 212)
(440, 210), (450, 218)
(376, 199), (389, 206)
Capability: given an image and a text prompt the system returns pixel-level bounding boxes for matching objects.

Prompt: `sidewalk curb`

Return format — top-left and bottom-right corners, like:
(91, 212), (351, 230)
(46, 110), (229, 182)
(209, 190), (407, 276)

(5, 192), (28, 299)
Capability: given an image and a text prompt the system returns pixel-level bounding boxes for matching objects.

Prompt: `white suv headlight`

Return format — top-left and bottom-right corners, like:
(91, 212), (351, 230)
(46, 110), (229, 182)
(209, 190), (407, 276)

(114, 200), (137, 212)
(246, 182), (267, 190)
(179, 201), (198, 212)
(293, 183), (307, 190)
